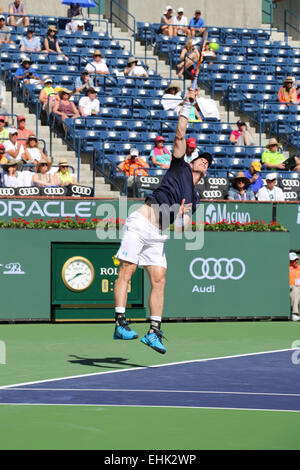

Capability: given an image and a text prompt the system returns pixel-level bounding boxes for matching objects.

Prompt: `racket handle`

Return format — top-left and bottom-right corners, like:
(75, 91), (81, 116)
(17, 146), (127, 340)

(189, 76), (198, 102)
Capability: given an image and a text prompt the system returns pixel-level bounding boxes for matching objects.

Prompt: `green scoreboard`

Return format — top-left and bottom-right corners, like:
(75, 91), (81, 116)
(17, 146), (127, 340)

(52, 243), (146, 321)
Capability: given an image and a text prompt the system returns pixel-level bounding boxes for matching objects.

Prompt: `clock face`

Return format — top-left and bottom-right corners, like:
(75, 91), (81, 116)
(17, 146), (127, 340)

(62, 256), (95, 292)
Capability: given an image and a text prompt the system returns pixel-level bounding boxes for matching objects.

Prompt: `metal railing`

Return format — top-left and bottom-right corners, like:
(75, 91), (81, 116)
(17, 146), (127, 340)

(284, 9), (300, 42)
(109, 0), (136, 54)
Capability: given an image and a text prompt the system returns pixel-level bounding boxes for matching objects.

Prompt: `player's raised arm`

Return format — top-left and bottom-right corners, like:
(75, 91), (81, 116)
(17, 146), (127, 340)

(173, 88), (196, 159)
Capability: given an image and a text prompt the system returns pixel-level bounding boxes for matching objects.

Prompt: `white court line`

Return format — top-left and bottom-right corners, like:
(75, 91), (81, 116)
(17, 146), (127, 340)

(3, 388), (300, 398)
(0, 347), (297, 391)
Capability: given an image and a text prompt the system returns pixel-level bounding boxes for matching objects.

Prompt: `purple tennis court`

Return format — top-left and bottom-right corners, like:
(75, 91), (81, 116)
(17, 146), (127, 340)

(1, 349), (299, 412)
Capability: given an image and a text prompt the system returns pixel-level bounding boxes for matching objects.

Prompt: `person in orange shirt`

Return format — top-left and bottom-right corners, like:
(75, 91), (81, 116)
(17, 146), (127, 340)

(0, 143), (7, 165)
(117, 148), (149, 188)
(16, 115), (34, 145)
(289, 252), (300, 321)
(278, 77), (297, 104)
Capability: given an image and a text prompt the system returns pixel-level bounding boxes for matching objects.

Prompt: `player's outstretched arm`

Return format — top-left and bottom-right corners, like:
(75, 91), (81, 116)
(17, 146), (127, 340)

(173, 88), (196, 159)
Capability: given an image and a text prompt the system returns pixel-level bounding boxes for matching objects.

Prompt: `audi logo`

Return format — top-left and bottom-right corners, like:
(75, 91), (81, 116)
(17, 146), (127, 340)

(207, 178), (227, 186)
(202, 190), (222, 198)
(140, 177), (160, 184)
(0, 188), (15, 196)
(281, 179), (300, 187)
(44, 187), (65, 195)
(72, 185), (92, 196)
(190, 258), (246, 281)
(283, 192), (298, 200)
(18, 187), (40, 196)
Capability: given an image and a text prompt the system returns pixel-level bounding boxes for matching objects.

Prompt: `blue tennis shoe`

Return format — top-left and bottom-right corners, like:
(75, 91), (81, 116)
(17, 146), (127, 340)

(113, 321), (138, 340)
(141, 330), (167, 354)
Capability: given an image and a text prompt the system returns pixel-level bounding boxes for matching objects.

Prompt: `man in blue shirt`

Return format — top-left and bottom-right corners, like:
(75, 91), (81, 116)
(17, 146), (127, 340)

(20, 28), (41, 52)
(113, 88), (212, 353)
(189, 9), (208, 48)
(14, 57), (39, 82)
(243, 161), (264, 194)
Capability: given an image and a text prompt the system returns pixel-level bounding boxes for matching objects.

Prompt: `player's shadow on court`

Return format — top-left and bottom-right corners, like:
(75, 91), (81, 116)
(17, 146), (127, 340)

(68, 355), (146, 369)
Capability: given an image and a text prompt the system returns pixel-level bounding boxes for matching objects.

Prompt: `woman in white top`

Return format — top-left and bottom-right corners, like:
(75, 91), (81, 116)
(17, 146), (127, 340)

(85, 50), (110, 75)
(124, 57), (148, 78)
(79, 88), (100, 117)
(2, 160), (24, 187)
(161, 83), (183, 112)
(32, 159), (54, 187)
(23, 135), (51, 164)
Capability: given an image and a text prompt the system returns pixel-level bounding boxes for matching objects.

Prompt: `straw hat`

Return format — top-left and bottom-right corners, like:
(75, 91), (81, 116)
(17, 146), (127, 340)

(48, 25), (58, 33)
(58, 159), (69, 167)
(36, 158), (52, 172)
(283, 76), (294, 84)
(93, 49), (103, 57)
(127, 56), (138, 65)
(232, 171), (251, 189)
(58, 88), (72, 99)
(165, 82), (180, 94)
(2, 159), (23, 170)
(266, 138), (281, 149)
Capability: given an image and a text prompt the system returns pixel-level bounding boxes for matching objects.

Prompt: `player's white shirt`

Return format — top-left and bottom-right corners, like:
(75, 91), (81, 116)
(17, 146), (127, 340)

(256, 186), (285, 202)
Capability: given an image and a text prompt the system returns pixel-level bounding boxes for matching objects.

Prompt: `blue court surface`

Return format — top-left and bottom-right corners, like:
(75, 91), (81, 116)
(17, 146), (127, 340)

(1, 349), (299, 412)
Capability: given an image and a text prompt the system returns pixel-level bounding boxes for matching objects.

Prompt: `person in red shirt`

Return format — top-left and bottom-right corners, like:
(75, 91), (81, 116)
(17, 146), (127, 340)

(16, 115), (34, 145)
(289, 252), (300, 321)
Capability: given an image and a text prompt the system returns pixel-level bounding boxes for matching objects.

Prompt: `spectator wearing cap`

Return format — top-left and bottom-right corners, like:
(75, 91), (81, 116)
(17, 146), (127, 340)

(85, 50), (110, 75)
(39, 77), (59, 114)
(2, 159), (24, 187)
(0, 143), (8, 165)
(124, 57), (148, 78)
(75, 70), (94, 94)
(0, 115), (9, 143)
(79, 88), (100, 117)
(67, 2), (82, 18)
(289, 252), (300, 321)
(172, 8), (190, 37)
(8, 0), (29, 27)
(159, 6), (174, 38)
(14, 57), (39, 83)
(278, 76), (297, 104)
(0, 14), (11, 46)
(230, 121), (254, 146)
(54, 159), (77, 186)
(243, 161), (264, 194)
(189, 10), (208, 49)
(161, 83), (183, 112)
(53, 88), (80, 121)
(20, 27), (41, 52)
(23, 135), (50, 164)
(184, 137), (199, 163)
(261, 138), (286, 171)
(16, 115), (34, 145)
(256, 173), (285, 201)
(228, 172), (255, 201)
(32, 158), (54, 187)
(4, 128), (25, 162)
(43, 26), (69, 61)
(117, 148), (149, 188)
(150, 136), (171, 169)
(177, 38), (200, 80)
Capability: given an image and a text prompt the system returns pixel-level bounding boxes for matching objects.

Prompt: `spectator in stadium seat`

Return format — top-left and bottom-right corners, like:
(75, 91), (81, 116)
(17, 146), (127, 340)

(20, 27), (41, 52)
(229, 121), (255, 146)
(228, 172), (255, 201)
(177, 38), (200, 80)
(117, 148), (149, 187)
(289, 252), (300, 321)
(14, 57), (40, 84)
(161, 83), (183, 112)
(184, 137), (199, 163)
(8, 0), (29, 27)
(261, 138), (287, 170)
(0, 14), (11, 46)
(39, 77), (59, 115)
(0, 115), (9, 143)
(4, 128), (25, 162)
(67, 2), (82, 18)
(16, 115), (34, 145)
(2, 160), (24, 187)
(150, 136), (171, 169)
(79, 88), (100, 117)
(65, 19), (85, 33)
(43, 26), (69, 62)
(23, 135), (50, 164)
(159, 6), (174, 38)
(189, 10), (208, 49)
(54, 159), (77, 186)
(256, 173), (285, 201)
(0, 143), (7, 165)
(200, 42), (217, 65)
(85, 50), (110, 75)
(278, 76), (297, 105)
(243, 161), (264, 194)
(172, 8), (190, 37)
(75, 70), (94, 94)
(32, 158), (54, 187)
(53, 88), (80, 121)
(124, 57), (148, 78)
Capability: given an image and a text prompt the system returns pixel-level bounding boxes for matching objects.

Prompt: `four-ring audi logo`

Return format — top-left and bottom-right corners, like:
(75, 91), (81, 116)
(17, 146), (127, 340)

(202, 190), (222, 198)
(72, 185), (92, 196)
(44, 187), (65, 195)
(140, 176), (159, 184)
(0, 188), (15, 196)
(18, 187), (40, 196)
(283, 192), (298, 200)
(190, 258), (246, 280)
(207, 178), (227, 186)
(281, 179), (299, 187)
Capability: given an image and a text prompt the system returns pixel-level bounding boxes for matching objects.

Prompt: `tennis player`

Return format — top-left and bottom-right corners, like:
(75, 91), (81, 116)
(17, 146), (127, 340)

(113, 88), (212, 354)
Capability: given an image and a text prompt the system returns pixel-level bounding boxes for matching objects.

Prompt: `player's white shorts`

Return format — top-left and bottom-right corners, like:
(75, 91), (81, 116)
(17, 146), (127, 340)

(115, 211), (168, 268)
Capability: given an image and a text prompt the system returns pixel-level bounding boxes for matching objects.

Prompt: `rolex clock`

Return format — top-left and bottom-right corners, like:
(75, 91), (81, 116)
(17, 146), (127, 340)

(62, 256), (95, 292)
